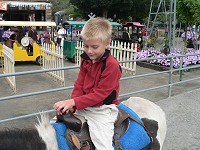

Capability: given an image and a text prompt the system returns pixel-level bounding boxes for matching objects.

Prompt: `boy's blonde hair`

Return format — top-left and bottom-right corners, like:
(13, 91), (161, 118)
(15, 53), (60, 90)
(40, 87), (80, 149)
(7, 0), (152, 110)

(81, 17), (112, 44)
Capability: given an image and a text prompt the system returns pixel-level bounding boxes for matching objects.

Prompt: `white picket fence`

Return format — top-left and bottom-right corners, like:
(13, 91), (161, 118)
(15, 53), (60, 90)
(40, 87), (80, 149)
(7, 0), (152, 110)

(2, 45), (16, 93)
(41, 43), (65, 86)
(75, 40), (137, 74)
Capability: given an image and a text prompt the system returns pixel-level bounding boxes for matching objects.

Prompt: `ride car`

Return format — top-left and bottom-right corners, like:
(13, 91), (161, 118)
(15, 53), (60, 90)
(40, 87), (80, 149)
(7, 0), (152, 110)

(0, 21), (56, 66)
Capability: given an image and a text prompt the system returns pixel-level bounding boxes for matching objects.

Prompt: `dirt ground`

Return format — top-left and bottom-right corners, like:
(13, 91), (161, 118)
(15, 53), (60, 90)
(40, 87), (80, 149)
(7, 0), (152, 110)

(158, 89), (200, 150)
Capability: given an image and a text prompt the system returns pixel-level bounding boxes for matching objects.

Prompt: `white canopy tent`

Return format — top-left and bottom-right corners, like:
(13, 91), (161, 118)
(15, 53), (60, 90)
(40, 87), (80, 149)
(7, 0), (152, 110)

(0, 21), (56, 27)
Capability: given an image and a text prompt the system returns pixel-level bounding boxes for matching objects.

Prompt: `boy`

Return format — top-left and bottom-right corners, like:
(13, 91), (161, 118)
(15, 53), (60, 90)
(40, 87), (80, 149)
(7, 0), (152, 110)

(53, 17), (122, 150)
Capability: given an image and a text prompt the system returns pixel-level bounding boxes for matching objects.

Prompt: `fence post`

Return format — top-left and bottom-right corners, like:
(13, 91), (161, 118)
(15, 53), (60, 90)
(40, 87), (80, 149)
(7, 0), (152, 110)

(41, 43), (65, 86)
(2, 45), (16, 93)
(75, 40), (137, 75)
(168, 57), (173, 97)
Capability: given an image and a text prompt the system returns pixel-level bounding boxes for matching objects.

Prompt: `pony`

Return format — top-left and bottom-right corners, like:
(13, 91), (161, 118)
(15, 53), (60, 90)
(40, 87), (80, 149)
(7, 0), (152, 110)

(0, 97), (167, 150)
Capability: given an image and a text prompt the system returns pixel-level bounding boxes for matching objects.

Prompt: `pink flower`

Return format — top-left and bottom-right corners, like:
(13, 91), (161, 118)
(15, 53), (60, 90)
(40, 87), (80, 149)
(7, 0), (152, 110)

(137, 48), (200, 67)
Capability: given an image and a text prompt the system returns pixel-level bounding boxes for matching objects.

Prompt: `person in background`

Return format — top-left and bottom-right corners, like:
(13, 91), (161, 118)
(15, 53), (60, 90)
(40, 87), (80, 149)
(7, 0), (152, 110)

(38, 34), (45, 45)
(71, 27), (77, 44)
(23, 26), (28, 34)
(0, 26), (4, 42)
(53, 17), (122, 150)
(28, 26), (37, 42)
(66, 27), (72, 40)
(57, 25), (66, 47)
(43, 31), (50, 44)
(9, 30), (18, 48)
(17, 26), (25, 44)
(28, 26), (37, 53)
(2, 27), (13, 41)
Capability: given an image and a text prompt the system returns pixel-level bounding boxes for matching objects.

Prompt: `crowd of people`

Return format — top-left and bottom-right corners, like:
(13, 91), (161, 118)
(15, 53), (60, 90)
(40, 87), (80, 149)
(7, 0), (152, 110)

(2, 26), (41, 49)
(0, 23), (79, 50)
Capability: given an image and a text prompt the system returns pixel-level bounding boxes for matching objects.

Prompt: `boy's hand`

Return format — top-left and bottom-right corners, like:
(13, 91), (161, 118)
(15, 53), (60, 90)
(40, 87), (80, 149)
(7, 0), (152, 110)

(53, 99), (75, 115)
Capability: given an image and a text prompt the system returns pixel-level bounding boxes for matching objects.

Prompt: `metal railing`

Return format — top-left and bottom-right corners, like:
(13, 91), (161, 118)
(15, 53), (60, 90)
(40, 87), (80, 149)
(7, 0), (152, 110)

(0, 53), (200, 123)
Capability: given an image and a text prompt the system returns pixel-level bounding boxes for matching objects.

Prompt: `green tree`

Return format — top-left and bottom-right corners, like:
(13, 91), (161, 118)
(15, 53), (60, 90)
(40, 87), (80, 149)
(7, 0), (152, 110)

(177, 0), (200, 25)
(130, 0), (151, 22)
(69, 0), (167, 22)
(70, 0), (135, 20)
(50, 0), (76, 18)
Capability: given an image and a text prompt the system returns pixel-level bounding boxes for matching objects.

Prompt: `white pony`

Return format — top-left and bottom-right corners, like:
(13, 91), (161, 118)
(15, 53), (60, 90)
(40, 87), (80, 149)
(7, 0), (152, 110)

(0, 97), (167, 150)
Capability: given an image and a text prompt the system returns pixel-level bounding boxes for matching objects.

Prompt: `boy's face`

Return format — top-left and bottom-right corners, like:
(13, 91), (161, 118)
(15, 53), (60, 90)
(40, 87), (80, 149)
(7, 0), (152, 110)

(83, 38), (110, 63)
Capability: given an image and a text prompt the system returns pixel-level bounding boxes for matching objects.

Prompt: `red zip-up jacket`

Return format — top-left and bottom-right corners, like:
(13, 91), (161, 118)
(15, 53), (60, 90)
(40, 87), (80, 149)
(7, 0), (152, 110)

(71, 50), (122, 110)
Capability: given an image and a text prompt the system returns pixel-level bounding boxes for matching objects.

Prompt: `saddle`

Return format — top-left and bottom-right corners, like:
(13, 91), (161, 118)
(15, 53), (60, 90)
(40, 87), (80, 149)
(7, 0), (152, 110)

(56, 108), (152, 150)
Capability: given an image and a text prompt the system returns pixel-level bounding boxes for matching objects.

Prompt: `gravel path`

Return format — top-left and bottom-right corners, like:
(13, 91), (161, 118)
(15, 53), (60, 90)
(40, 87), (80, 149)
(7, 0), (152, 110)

(157, 89), (200, 150)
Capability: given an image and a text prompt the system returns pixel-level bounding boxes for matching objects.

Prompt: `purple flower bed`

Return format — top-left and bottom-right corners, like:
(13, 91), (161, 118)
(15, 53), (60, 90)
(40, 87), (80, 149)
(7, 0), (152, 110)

(137, 48), (200, 67)
(181, 31), (199, 41)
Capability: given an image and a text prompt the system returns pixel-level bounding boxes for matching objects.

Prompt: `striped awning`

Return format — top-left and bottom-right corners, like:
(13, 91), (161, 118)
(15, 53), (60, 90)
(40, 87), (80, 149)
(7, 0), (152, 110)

(6, 1), (52, 8)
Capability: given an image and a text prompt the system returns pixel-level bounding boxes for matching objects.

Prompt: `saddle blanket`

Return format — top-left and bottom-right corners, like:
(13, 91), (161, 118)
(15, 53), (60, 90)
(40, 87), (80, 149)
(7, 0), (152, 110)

(52, 103), (150, 150)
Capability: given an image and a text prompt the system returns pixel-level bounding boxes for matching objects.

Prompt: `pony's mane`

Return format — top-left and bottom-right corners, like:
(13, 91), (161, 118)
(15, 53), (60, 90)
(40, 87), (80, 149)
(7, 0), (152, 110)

(35, 113), (58, 150)
(0, 128), (46, 150)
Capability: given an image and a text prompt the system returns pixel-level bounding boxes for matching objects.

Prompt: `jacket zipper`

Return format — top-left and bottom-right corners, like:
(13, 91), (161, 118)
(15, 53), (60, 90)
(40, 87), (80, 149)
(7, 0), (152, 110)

(90, 64), (92, 72)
